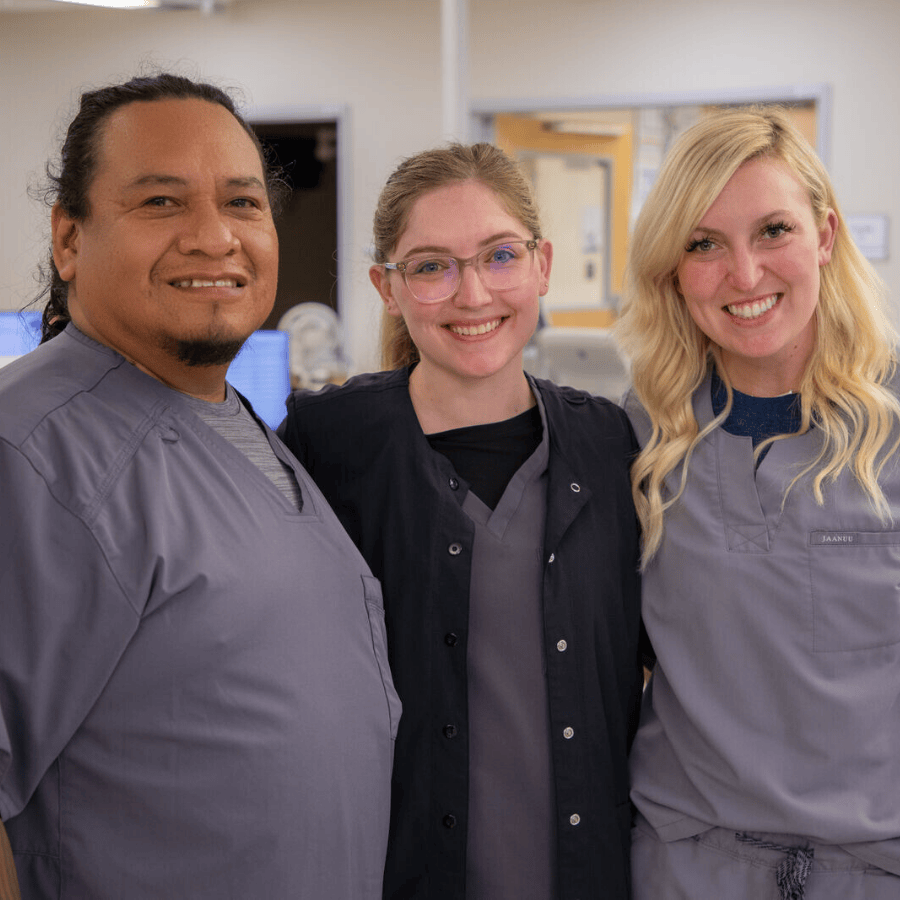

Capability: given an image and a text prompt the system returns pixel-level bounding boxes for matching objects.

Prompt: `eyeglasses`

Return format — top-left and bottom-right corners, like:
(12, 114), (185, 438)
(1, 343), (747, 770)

(383, 239), (538, 304)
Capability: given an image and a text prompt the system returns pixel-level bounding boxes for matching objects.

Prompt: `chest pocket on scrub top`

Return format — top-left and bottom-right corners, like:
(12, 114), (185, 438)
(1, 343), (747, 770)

(808, 530), (900, 652)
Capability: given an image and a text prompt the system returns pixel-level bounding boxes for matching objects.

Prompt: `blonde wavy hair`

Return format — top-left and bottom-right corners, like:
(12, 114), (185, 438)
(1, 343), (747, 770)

(616, 106), (899, 562)
(371, 142), (543, 370)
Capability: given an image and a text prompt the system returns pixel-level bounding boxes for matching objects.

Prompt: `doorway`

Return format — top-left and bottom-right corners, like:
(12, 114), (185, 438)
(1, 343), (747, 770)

(518, 152), (612, 313)
(251, 120), (339, 330)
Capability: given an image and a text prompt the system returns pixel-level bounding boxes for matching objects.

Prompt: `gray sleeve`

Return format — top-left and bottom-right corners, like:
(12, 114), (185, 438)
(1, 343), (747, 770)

(0, 439), (139, 820)
(622, 388), (654, 447)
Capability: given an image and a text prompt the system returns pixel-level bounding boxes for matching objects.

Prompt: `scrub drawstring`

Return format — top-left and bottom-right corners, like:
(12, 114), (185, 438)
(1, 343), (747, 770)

(736, 833), (815, 900)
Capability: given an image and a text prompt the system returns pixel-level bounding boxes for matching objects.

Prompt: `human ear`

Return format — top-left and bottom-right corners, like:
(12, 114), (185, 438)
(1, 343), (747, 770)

(537, 240), (553, 296)
(370, 264), (402, 317)
(818, 209), (838, 266)
(51, 204), (81, 282)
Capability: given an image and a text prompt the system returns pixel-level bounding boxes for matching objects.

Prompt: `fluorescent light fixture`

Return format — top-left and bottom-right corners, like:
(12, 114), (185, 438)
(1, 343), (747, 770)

(53, 0), (161, 7)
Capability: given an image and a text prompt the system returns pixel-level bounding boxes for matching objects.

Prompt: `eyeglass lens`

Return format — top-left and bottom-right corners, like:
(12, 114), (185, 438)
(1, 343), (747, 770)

(405, 242), (534, 303)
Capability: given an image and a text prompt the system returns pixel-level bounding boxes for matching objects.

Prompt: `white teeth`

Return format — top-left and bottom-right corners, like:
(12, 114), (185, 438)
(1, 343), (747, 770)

(727, 294), (778, 319)
(448, 319), (502, 336)
(173, 279), (238, 288)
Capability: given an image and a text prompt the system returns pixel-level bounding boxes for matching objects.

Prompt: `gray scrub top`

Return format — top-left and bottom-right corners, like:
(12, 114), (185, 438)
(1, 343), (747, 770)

(463, 404), (555, 899)
(626, 377), (900, 866)
(0, 326), (400, 898)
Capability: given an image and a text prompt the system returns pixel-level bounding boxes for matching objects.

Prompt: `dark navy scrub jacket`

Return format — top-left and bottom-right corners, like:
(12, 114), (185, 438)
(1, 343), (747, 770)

(280, 367), (643, 900)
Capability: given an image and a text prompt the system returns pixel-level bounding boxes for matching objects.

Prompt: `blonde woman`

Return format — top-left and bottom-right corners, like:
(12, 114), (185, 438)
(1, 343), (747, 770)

(617, 107), (900, 898)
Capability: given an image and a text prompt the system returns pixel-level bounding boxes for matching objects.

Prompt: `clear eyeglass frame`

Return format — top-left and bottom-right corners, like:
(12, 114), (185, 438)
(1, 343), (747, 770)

(383, 239), (539, 304)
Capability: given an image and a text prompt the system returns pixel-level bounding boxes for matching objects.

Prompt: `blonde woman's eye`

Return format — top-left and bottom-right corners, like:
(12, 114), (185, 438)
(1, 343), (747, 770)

(762, 221), (793, 239)
(685, 236), (715, 253)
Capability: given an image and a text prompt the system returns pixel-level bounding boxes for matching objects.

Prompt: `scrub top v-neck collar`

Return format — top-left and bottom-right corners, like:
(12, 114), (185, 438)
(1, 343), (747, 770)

(458, 385), (551, 542)
(695, 375), (821, 553)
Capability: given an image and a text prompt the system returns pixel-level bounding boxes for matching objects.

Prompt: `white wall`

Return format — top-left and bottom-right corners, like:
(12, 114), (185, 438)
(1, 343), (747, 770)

(0, 0), (445, 372)
(471, 0), (900, 330)
(2, 0), (899, 370)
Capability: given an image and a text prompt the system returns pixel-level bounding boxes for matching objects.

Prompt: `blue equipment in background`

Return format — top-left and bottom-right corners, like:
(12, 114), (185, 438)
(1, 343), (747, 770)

(0, 313), (290, 430)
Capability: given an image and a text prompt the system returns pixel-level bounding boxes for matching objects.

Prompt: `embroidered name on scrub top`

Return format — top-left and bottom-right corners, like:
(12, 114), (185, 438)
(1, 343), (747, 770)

(810, 531), (900, 546)
(811, 532), (857, 543)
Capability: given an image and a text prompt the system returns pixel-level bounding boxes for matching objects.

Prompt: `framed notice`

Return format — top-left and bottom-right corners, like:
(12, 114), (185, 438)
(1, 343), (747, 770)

(845, 214), (889, 261)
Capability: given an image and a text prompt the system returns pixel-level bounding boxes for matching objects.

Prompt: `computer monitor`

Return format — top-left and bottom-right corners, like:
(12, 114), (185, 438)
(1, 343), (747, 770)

(226, 329), (291, 430)
(0, 311), (42, 367)
(0, 314), (291, 430)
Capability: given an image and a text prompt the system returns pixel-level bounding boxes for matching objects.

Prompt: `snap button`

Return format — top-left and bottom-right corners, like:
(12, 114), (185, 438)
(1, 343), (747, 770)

(556, 639), (567, 652)
(445, 632), (459, 647)
(449, 477), (459, 490)
(443, 814), (457, 829)
(443, 724), (458, 739)
(569, 813), (581, 826)
(548, 553), (555, 564)
(570, 482), (581, 493)
(448, 543), (462, 556)
(563, 726), (574, 739)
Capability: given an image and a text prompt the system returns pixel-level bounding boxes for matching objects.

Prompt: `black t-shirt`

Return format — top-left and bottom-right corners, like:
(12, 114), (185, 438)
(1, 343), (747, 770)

(427, 405), (542, 510)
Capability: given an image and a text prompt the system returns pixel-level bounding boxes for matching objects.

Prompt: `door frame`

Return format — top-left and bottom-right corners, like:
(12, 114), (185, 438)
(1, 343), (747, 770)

(248, 103), (350, 316)
(517, 150), (614, 313)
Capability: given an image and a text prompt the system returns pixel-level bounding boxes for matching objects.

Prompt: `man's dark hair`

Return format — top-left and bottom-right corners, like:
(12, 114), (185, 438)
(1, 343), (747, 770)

(36, 72), (285, 342)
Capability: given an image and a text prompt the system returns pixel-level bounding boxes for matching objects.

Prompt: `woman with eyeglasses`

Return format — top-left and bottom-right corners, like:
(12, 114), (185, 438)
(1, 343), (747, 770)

(278, 142), (643, 900)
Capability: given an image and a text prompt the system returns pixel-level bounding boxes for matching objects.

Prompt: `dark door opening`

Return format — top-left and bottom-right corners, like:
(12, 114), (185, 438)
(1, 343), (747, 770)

(252, 121), (339, 330)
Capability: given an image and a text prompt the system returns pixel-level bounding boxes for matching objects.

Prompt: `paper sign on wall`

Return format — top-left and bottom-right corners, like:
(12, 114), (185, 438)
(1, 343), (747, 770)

(845, 214), (889, 261)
